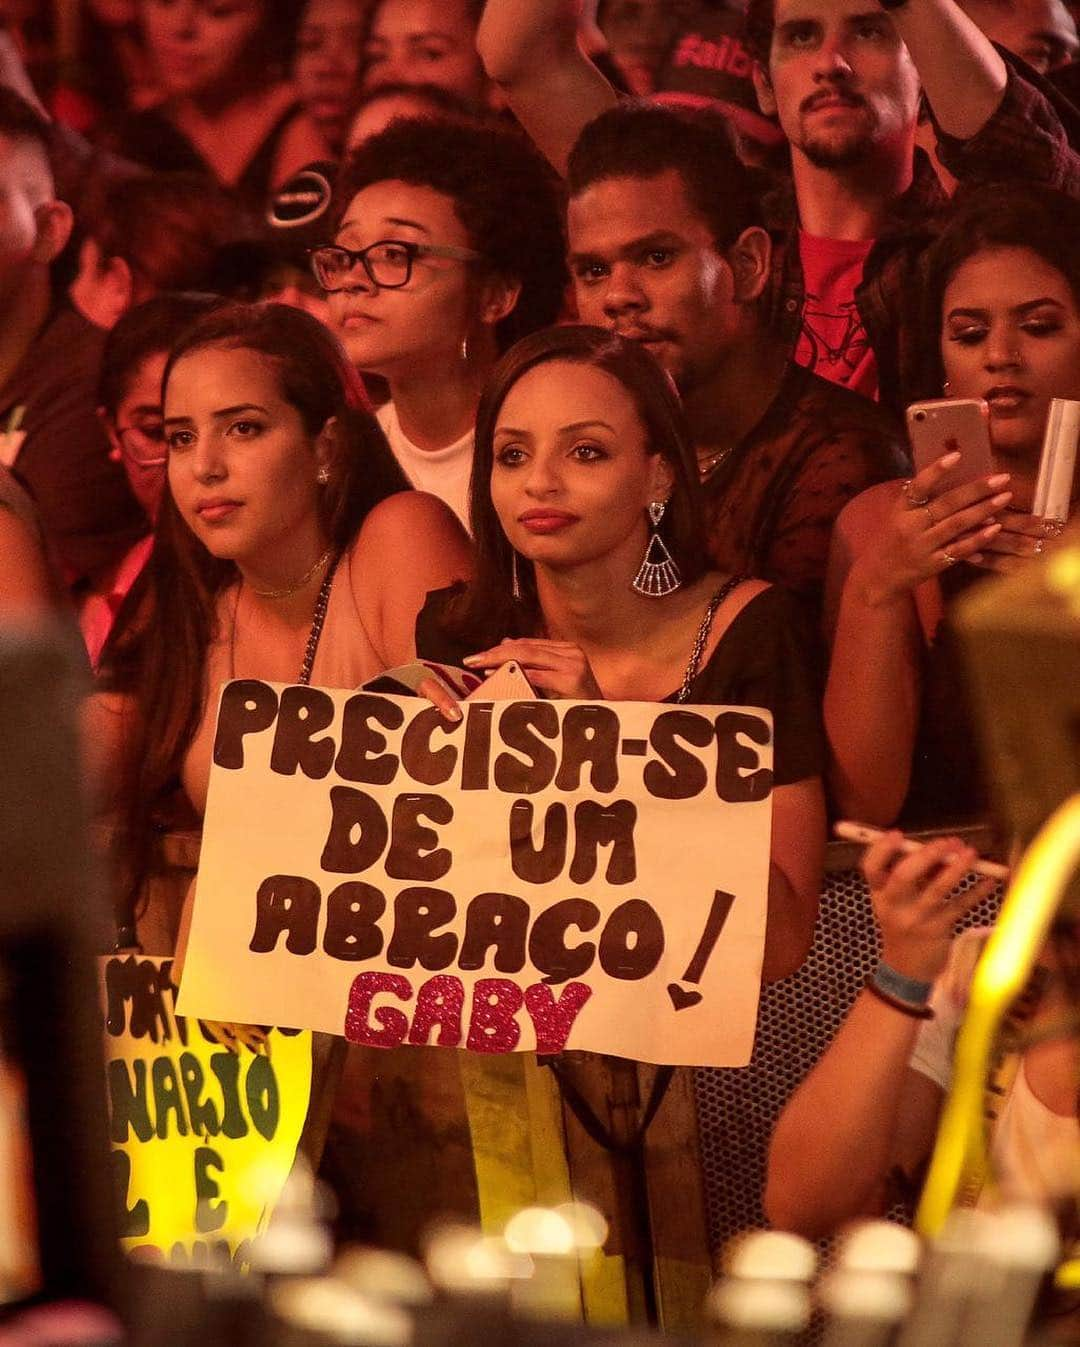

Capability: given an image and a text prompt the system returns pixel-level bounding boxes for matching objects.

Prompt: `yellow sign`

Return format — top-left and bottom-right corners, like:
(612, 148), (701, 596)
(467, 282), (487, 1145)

(99, 955), (313, 1266)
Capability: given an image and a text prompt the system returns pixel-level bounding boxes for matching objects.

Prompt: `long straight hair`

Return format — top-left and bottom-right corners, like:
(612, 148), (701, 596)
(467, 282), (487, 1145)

(446, 324), (709, 648)
(100, 302), (409, 929)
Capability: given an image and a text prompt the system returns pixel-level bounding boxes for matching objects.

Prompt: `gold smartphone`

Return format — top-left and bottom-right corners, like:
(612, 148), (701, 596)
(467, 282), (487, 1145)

(906, 398), (994, 494)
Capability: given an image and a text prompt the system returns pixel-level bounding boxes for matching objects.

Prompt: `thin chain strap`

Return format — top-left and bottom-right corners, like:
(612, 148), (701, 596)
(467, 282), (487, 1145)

(675, 574), (743, 704)
(298, 557), (339, 685)
(229, 556), (340, 686)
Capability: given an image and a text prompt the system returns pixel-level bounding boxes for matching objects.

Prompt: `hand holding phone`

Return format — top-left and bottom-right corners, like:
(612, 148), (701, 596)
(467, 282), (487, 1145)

(906, 398), (994, 493)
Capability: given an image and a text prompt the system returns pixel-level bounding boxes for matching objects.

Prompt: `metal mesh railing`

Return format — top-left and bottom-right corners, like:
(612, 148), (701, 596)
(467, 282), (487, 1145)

(693, 849), (1004, 1255)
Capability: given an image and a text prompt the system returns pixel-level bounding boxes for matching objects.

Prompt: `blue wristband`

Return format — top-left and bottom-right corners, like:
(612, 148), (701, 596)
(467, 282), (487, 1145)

(872, 961), (932, 1006)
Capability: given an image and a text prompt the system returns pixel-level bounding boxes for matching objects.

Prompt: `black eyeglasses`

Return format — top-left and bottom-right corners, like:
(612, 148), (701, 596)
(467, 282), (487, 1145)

(310, 239), (482, 292)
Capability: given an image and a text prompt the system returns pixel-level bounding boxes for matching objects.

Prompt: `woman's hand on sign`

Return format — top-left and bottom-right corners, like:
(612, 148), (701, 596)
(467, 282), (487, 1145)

(464, 638), (602, 699)
(848, 458), (1011, 607)
(861, 832), (993, 984)
(200, 1021), (270, 1056)
(416, 674), (463, 723)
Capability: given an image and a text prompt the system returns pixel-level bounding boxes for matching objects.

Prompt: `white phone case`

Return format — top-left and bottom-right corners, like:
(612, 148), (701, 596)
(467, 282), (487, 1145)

(1033, 398), (1079, 523)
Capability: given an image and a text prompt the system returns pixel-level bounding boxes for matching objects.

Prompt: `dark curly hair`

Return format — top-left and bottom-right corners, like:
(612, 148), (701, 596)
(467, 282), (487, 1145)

(567, 101), (766, 252)
(333, 117), (568, 351)
(918, 183), (1080, 397)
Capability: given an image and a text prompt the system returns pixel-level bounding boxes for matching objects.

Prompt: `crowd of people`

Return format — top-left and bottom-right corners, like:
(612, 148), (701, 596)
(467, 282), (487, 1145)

(0, 0), (1077, 1255)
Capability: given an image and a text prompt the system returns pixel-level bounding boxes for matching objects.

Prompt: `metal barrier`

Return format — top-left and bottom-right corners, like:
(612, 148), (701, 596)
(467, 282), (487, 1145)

(694, 829), (1003, 1257)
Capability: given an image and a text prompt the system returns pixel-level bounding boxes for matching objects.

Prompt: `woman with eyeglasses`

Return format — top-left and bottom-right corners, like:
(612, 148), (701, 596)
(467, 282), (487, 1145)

(315, 115), (567, 528)
(80, 293), (222, 667)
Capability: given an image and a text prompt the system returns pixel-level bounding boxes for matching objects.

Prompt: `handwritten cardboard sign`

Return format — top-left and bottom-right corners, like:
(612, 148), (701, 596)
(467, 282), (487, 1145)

(177, 683), (774, 1067)
(100, 955), (312, 1266)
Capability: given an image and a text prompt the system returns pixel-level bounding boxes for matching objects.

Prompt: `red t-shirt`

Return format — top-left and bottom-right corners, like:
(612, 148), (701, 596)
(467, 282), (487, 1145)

(794, 231), (878, 400)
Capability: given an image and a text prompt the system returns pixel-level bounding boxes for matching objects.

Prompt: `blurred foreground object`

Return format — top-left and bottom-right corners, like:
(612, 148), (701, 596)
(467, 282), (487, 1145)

(957, 526), (1080, 844)
(916, 536), (1080, 1236)
(0, 622), (117, 1307)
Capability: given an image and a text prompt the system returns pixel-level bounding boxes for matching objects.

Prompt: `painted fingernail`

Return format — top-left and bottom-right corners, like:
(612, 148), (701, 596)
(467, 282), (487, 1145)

(445, 704), (463, 721)
(940, 450), (961, 466)
(988, 473), (1010, 487)
(992, 492), (1013, 507)
(968, 552), (983, 563)
(983, 522), (1001, 535)
(462, 655), (481, 665)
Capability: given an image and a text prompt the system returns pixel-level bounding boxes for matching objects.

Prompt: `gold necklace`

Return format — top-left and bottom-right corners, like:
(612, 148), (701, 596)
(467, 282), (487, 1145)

(229, 556), (339, 684)
(248, 546), (334, 600)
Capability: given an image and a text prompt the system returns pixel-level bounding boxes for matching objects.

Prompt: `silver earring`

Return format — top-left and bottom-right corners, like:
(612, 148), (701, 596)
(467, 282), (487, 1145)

(316, 465), (330, 484)
(943, 379), (952, 395)
(632, 500), (681, 597)
(460, 333), (469, 363)
(511, 550), (522, 601)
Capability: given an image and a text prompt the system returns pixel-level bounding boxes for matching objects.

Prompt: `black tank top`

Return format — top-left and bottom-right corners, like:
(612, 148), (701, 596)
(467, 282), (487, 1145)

(901, 565), (988, 828)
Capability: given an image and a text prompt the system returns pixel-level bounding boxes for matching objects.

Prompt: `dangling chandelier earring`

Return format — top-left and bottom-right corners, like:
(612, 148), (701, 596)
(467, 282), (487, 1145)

(632, 500), (681, 597)
(460, 333), (469, 364)
(511, 550), (522, 601)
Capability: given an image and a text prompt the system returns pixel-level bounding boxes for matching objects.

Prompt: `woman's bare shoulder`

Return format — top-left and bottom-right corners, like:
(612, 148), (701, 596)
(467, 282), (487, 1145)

(835, 479), (905, 549)
(352, 491), (470, 568)
(345, 493), (471, 663)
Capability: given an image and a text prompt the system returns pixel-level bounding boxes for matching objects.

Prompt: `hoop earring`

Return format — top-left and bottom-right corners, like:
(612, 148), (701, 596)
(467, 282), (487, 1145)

(632, 501), (681, 597)
(511, 550), (522, 601)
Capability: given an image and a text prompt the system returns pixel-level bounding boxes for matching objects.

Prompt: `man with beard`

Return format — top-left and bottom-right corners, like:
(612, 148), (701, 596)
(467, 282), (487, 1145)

(744, 0), (1079, 405)
(564, 101), (904, 608)
(477, 0), (1080, 410)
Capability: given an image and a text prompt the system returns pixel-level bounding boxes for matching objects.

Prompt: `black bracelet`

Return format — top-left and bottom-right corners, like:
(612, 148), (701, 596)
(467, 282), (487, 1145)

(864, 973), (935, 1019)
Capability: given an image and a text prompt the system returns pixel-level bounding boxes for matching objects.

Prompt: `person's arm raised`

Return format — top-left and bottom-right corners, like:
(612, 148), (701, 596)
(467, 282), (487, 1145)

(350, 491), (473, 671)
(888, 0), (1006, 139)
(477, 0), (617, 174)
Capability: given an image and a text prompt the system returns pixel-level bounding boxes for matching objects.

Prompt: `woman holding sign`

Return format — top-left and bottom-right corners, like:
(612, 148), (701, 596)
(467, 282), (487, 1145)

(93, 302), (471, 955)
(417, 324), (826, 982)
